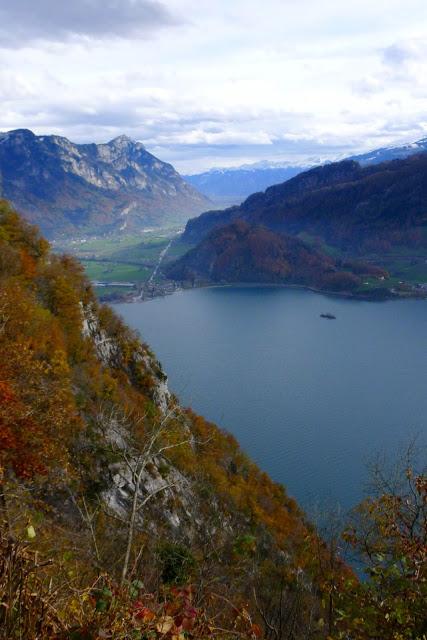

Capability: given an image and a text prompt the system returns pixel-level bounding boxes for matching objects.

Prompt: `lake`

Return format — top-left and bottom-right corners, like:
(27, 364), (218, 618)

(114, 287), (427, 511)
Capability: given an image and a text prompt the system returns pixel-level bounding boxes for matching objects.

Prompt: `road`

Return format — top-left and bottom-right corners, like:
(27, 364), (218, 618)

(149, 238), (174, 283)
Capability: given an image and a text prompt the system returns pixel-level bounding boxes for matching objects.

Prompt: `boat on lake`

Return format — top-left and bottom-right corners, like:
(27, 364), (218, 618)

(320, 313), (336, 319)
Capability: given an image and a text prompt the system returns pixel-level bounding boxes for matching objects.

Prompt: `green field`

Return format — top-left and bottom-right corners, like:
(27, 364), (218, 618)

(110, 238), (170, 263)
(81, 260), (151, 283)
(377, 257), (427, 283)
(56, 228), (190, 289)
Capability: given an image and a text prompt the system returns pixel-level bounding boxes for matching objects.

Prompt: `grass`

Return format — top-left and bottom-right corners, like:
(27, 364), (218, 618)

(81, 260), (151, 283)
(55, 234), (145, 258)
(57, 228), (182, 260)
(56, 228), (187, 291)
(379, 257), (427, 283)
(110, 239), (170, 263)
(298, 232), (427, 289)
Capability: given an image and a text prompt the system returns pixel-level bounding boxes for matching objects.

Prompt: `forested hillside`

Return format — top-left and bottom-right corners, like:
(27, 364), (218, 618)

(166, 220), (375, 293)
(183, 155), (427, 253)
(0, 201), (425, 639)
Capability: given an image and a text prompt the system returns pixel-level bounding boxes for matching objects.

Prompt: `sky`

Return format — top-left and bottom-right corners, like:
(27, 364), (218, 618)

(1, 0), (427, 173)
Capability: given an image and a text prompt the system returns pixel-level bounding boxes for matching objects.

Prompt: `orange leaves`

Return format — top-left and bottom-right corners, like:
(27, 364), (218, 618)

(0, 380), (14, 405)
(0, 285), (79, 480)
(19, 248), (37, 279)
(0, 378), (48, 479)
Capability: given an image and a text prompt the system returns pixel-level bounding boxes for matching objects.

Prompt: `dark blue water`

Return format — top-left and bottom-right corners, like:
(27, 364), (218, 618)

(115, 287), (427, 510)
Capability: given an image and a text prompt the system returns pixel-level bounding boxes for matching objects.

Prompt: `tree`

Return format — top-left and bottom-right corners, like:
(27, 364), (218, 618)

(333, 449), (427, 639)
(89, 402), (194, 587)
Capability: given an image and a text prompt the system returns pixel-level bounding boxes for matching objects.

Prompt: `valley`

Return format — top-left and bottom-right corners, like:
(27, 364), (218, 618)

(2, 3), (427, 637)
(55, 228), (192, 301)
(66, 228), (427, 304)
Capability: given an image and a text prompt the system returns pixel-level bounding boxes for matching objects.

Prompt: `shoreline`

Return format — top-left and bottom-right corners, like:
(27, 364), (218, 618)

(105, 279), (427, 305)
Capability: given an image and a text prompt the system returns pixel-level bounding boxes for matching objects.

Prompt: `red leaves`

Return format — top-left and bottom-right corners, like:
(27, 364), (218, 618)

(126, 583), (259, 639)
(133, 601), (156, 622)
(250, 623), (263, 637)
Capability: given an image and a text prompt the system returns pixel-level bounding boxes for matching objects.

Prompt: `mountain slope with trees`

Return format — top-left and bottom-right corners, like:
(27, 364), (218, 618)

(0, 200), (341, 638)
(167, 220), (370, 293)
(182, 155), (427, 253)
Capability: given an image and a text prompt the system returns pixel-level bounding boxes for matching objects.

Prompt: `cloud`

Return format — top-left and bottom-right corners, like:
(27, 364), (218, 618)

(382, 42), (419, 67)
(1, 1), (427, 171)
(0, 0), (178, 48)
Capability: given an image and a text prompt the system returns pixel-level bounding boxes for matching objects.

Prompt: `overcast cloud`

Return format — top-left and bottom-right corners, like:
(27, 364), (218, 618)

(0, 0), (177, 46)
(1, 0), (427, 172)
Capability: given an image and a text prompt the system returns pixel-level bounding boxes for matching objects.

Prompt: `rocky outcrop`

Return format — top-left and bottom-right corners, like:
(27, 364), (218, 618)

(81, 301), (171, 413)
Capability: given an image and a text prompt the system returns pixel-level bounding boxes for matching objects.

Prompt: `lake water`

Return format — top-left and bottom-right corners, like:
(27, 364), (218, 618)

(114, 287), (427, 511)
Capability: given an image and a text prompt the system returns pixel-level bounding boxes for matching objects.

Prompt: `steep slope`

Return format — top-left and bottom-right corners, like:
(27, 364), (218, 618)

(1, 201), (425, 640)
(167, 220), (366, 291)
(0, 129), (210, 238)
(182, 155), (427, 252)
(0, 200), (345, 638)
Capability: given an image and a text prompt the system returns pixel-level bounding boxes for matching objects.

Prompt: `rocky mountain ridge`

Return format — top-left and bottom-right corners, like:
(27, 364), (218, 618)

(0, 129), (210, 238)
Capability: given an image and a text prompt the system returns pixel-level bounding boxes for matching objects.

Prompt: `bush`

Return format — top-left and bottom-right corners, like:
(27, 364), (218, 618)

(158, 542), (196, 585)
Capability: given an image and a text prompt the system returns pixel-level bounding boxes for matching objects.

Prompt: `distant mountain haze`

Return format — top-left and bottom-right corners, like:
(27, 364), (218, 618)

(184, 165), (305, 206)
(184, 135), (427, 204)
(0, 129), (211, 238)
(182, 154), (427, 253)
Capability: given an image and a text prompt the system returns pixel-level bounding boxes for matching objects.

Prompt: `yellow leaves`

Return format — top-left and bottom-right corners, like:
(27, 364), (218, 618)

(26, 525), (36, 539)
(67, 596), (84, 619)
(156, 615), (174, 634)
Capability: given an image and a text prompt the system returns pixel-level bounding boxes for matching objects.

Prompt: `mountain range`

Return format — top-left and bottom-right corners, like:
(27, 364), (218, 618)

(182, 154), (427, 254)
(184, 164), (305, 206)
(0, 129), (210, 238)
(184, 136), (427, 204)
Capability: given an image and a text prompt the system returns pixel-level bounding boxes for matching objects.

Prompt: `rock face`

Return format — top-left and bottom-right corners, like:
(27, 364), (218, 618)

(0, 129), (210, 237)
(81, 301), (171, 413)
(182, 155), (427, 252)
